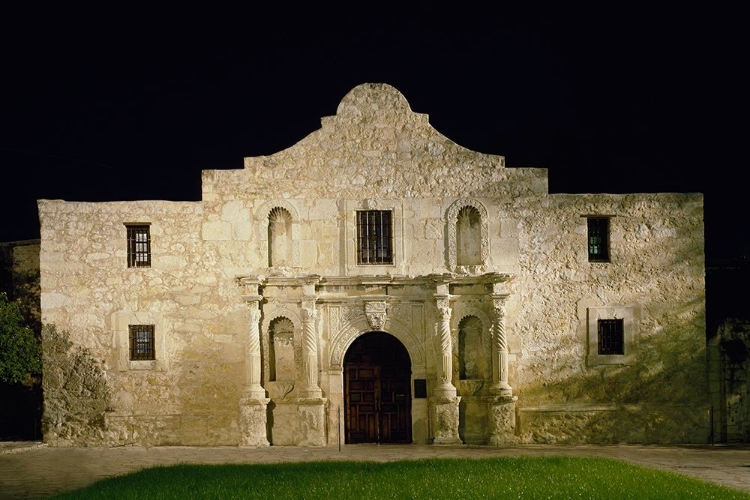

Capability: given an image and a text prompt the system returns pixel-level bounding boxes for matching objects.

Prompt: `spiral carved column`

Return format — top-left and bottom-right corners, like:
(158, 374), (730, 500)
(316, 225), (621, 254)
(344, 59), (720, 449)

(300, 300), (322, 399)
(435, 296), (456, 397)
(491, 296), (512, 396)
(488, 292), (516, 445)
(296, 278), (326, 446)
(430, 288), (461, 444)
(239, 277), (270, 447)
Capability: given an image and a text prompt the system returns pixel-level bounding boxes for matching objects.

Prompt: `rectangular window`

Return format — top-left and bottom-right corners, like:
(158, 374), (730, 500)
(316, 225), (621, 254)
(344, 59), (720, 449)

(587, 217), (610, 262)
(598, 319), (624, 355)
(126, 224), (151, 268)
(129, 325), (155, 360)
(357, 210), (393, 265)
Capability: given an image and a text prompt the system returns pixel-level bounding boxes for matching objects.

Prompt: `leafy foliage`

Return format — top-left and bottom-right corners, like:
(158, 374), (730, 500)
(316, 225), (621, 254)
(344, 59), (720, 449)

(0, 292), (41, 384)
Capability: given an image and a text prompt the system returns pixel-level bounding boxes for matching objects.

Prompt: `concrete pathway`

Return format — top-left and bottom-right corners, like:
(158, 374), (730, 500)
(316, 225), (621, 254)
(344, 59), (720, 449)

(2, 441), (750, 499)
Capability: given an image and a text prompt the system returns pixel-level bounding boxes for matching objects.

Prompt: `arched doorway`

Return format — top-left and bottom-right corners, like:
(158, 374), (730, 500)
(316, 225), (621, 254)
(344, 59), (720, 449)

(344, 331), (412, 443)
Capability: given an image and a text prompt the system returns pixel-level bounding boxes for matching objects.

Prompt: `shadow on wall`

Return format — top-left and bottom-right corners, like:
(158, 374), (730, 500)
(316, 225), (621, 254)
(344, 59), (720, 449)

(41, 325), (111, 446)
(515, 236), (710, 444)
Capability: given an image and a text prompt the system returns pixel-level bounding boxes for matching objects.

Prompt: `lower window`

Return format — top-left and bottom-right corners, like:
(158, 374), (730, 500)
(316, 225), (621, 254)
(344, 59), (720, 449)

(129, 325), (155, 360)
(598, 319), (624, 355)
(587, 306), (638, 366)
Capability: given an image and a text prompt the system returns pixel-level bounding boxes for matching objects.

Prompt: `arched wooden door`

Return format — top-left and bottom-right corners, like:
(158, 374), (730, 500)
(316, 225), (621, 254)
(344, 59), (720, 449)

(344, 332), (412, 443)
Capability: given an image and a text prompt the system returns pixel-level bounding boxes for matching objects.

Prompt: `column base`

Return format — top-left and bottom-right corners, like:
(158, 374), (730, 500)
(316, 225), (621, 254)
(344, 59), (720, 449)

(487, 395), (517, 445)
(296, 397), (328, 446)
(239, 397), (270, 447)
(430, 395), (462, 444)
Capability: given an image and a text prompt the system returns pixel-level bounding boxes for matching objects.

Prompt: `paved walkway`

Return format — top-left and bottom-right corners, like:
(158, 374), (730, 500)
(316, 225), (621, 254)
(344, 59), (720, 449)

(2, 441), (750, 499)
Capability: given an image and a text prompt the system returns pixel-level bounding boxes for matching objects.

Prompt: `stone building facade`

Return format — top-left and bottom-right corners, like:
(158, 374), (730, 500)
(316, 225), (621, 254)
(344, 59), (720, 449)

(37, 83), (709, 447)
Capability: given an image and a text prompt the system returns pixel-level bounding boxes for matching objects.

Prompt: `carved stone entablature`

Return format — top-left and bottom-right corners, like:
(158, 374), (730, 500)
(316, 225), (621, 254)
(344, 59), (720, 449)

(364, 299), (388, 330)
(446, 198), (489, 273)
(237, 276), (263, 303)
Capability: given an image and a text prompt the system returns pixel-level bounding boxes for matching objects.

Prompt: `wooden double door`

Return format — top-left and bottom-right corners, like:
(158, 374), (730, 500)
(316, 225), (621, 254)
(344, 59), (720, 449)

(344, 332), (412, 444)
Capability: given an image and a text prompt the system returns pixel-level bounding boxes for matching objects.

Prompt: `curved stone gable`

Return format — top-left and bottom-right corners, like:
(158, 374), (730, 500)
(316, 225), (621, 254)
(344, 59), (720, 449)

(334, 83), (414, 124)
(208, 83), (541, 200)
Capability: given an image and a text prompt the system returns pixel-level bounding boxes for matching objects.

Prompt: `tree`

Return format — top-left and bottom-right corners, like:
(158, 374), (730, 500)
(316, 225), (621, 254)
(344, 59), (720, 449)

(0, 292), (41, 385)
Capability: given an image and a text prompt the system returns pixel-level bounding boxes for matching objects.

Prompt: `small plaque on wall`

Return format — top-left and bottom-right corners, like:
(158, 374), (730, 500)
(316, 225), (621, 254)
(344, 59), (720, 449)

(414, 379), (427, 399)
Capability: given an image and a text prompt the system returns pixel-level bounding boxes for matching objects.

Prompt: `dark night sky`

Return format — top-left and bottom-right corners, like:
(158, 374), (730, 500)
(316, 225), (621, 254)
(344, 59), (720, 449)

(1, 6), (745, 262)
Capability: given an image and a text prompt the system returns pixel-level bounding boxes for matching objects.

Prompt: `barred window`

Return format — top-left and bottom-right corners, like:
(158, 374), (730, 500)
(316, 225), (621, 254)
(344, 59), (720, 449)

(129, 325), (155, 360)
(598, 319), (624, 355)
(356, 210), (393, 265)
(587, 217), (610, 262)
(126, 224), (151, 268)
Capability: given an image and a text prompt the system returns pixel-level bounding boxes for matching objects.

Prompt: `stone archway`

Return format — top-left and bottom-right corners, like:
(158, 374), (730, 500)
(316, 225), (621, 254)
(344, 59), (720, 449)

(343, 331), (412, 444)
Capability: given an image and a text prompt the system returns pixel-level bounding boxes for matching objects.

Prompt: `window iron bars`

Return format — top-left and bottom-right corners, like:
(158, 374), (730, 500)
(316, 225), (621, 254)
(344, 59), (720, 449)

(598, 319), (624, 355)
(357, 211), (393, 265)
(129, 324), (155, 360)
(587, 217), (610, 262)
(127, 225), (151, 268)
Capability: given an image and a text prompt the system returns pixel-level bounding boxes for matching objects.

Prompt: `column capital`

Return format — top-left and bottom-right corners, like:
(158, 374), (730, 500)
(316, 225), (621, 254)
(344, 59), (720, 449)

(238, 276), (264, 303)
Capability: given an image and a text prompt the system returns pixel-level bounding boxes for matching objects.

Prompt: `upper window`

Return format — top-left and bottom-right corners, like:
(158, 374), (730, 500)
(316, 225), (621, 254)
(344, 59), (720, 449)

(587, 217), (610, 262)
(129, 324), (155, 360)
(126, 224), (151, 268)
(597, 319), (624, 355)
(357, 210), (393, 265)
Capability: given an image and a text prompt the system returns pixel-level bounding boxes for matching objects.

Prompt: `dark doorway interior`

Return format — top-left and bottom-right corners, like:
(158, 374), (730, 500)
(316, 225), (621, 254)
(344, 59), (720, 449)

(344, 331), (411, 444)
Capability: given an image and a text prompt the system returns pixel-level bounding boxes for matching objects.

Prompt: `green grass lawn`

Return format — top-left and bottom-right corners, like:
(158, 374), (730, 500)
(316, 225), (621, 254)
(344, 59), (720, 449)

(49, 457), (750, 499)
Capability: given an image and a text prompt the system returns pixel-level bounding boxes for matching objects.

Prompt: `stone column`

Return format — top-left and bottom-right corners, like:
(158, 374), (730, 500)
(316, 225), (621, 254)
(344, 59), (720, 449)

(434, 293), (456, 398)
(239, 277), (270, 446)
(430, 284), (461, 444)
(296, 277), (326, 446)
(490, 295), (512, 396)
(488, 290), (516, 445)
(299, 298), (322, 399)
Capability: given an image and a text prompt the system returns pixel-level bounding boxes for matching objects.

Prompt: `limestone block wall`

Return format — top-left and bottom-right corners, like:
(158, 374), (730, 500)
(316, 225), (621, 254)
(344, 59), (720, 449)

(38, 200), (248, 446)
(511, 193), (707, 443)
(35, 83), (710, 446)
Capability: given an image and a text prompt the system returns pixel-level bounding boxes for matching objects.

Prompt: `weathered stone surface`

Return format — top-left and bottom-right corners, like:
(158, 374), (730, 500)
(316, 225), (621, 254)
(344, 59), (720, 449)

(36, 83), (709, 446)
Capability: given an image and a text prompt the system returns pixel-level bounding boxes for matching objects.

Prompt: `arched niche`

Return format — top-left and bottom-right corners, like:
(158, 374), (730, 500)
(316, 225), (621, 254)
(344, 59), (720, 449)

(256, 200), (301, 271)
(446, 199), (489, 273)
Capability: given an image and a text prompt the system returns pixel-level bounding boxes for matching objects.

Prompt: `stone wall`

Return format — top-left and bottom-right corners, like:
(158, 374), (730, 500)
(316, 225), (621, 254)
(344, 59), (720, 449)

(36, 83), (709, 446)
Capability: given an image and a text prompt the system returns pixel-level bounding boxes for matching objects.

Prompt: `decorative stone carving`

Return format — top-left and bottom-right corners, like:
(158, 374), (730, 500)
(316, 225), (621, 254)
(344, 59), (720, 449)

(296, 398), (328, 446)
(364, 300), (387, 330)
(329, 314), (425, 370)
